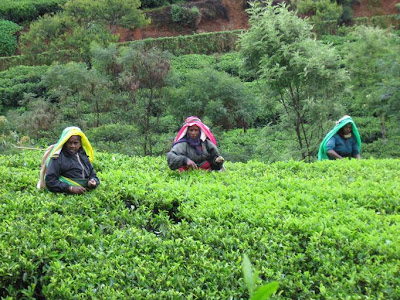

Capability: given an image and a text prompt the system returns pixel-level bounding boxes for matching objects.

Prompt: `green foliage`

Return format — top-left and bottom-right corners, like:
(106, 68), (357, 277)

(121, 30), (241, 56)
(354, 14), (400, 29)
(140, 0), (179, 9)
(0, 49), (83, 72)
(397, 3), (400, 20)
(171, 4), (201, 29)
(219, 128), (259, 162)
(1, 30), (241, 72)
(86, 123), (144, 155)
(0, 0), (65, 24)
(239, 3), (313, 74)
(166, 67), (257, 130)
(215, 52), (243, 78)
(141, 0), (166, 9)
(239, 2), (348, 160)
(311, 0), (343, 36)
(242, 254), (279, 299)
(64, 0), (149, 34)
(170, 53), (216, 72)
(21, 13), (117, 67)
(0, 20), (22, 56)
(366, 0), (381, 9)
(15, 96), (61, 138)
(219, 126), (301, 163)
(0, 65), (48, 108)
(92, 44), (172, 155)
(362, 135), (400, 158)
(342, 26), (400, 139)
(0, 115), (10, 135)
(297, 0), (342, 22)
(1, 151), (400, 298)
(20, 0), (148, 67)
(42, 62), (113, 127)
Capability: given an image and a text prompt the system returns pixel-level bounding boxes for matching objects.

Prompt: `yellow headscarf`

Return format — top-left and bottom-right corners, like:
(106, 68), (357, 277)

(46, 126), (94, 166)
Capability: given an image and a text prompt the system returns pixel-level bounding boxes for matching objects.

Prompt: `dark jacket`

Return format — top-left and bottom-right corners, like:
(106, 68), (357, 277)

(326, 133), (360, 158)
(45, 148), (100, 193)
(167, 139), (223, 170)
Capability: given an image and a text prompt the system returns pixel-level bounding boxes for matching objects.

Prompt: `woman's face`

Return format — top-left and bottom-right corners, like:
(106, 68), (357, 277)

(188, 126), (200, 140)
(66, 135), (81, 154)
(342, 123), (352, 135)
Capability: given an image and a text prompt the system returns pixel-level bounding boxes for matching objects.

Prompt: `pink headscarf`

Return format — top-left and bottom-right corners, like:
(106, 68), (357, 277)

(174, 116), (217, 146)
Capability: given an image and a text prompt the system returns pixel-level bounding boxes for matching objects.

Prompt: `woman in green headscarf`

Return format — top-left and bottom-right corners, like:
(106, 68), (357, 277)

(44, 127), (100, 194)
(318, 116), (362, 160)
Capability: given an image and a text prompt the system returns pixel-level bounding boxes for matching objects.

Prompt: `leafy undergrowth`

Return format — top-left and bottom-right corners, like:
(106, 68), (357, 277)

(1, 151), (399, 299)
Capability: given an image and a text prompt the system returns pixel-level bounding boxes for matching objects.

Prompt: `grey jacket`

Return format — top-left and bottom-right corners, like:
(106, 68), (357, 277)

(167, 139), (223, 170)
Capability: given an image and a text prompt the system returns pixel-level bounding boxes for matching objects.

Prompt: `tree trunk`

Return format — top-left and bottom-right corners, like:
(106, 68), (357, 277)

(294, 122), (306, 160)
(380, 116), (387, 144)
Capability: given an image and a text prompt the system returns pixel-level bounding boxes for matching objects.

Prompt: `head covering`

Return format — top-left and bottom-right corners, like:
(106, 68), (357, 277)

(174, 116), (217, 146)
(317, 115), (361, 161)
(46, 126), (94, 166)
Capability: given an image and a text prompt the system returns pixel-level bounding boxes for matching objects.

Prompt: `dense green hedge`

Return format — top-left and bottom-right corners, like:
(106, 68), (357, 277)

(354, 14), (400, 29)
(0, 30), (241, 71)
(0, 0), (65, 24)
(0, 65), (49, 107)
(0, 49), (82, 72)
(1, 151), (399, 298)
(121, 29), (242, 55)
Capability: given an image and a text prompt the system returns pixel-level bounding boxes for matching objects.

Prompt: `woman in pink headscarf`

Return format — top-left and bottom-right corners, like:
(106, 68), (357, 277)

(167, 117), (225, 171)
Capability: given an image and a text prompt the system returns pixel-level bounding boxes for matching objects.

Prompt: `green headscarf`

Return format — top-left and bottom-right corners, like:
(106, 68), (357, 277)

(46, 126), (94, 167)
(317, 116), (361, 161)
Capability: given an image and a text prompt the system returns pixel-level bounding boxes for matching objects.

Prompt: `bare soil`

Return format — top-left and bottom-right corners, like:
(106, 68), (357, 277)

(353, 0), (399, 17)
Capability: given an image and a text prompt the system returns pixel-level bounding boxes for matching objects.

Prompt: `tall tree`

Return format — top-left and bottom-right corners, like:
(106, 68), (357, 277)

(42, 62), (113, 128)
(342, 26), (400, 142)
(92, 45), (171, 155)
(239, 2), (348, 160)
(21, 0), (148, 67)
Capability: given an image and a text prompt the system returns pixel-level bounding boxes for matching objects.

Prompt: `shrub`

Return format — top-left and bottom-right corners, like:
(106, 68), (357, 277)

(0, 19), (22, 56)
(0, 0), (65, 24)
(140, 0), (179, 9)
(1, 152), (400, 298)
(215, 52), (242, 77)
(0, 65), (48, 107)
(171, 4), (201, 29)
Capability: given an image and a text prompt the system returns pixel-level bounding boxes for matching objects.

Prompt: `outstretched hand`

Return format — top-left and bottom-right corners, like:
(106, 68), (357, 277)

(69, 186), (87, 194)
(186, 158), (198, 169)
(215, 156), (225, 164)
(88, 179), (97, 188)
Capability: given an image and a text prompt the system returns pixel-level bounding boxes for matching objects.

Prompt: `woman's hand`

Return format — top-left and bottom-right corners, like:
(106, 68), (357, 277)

(186, 158), (198, 169)
(69, 186), (86, 194)
(327, 150), (343, 160)
(215, 156), (224, 164)
(88, 179), (97, 188)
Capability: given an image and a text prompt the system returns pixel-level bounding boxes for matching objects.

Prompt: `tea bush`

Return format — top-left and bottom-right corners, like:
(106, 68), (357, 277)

(1, 151), (399, 298)
(0, 20), (22, 56)
(0, 0), (65, 24)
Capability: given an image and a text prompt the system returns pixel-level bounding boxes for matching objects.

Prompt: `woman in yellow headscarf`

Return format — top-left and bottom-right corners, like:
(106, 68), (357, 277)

(44, 127), (100, 194)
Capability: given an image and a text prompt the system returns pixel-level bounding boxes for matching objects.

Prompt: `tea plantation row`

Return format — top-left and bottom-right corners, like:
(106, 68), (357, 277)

(1, 151), (399, 298)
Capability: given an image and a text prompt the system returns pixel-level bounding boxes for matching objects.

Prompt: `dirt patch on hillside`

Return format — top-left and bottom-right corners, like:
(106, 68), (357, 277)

(117, 0), (249, 42)
(353, 0), (399, 17)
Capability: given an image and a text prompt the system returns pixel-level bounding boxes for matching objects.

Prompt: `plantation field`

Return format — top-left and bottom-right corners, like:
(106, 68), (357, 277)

(1, 151), (400, 298)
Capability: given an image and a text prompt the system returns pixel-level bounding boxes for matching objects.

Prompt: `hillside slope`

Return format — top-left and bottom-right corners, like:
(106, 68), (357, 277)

(118, 0), (399, 42)
(353, 0), (399, 17)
